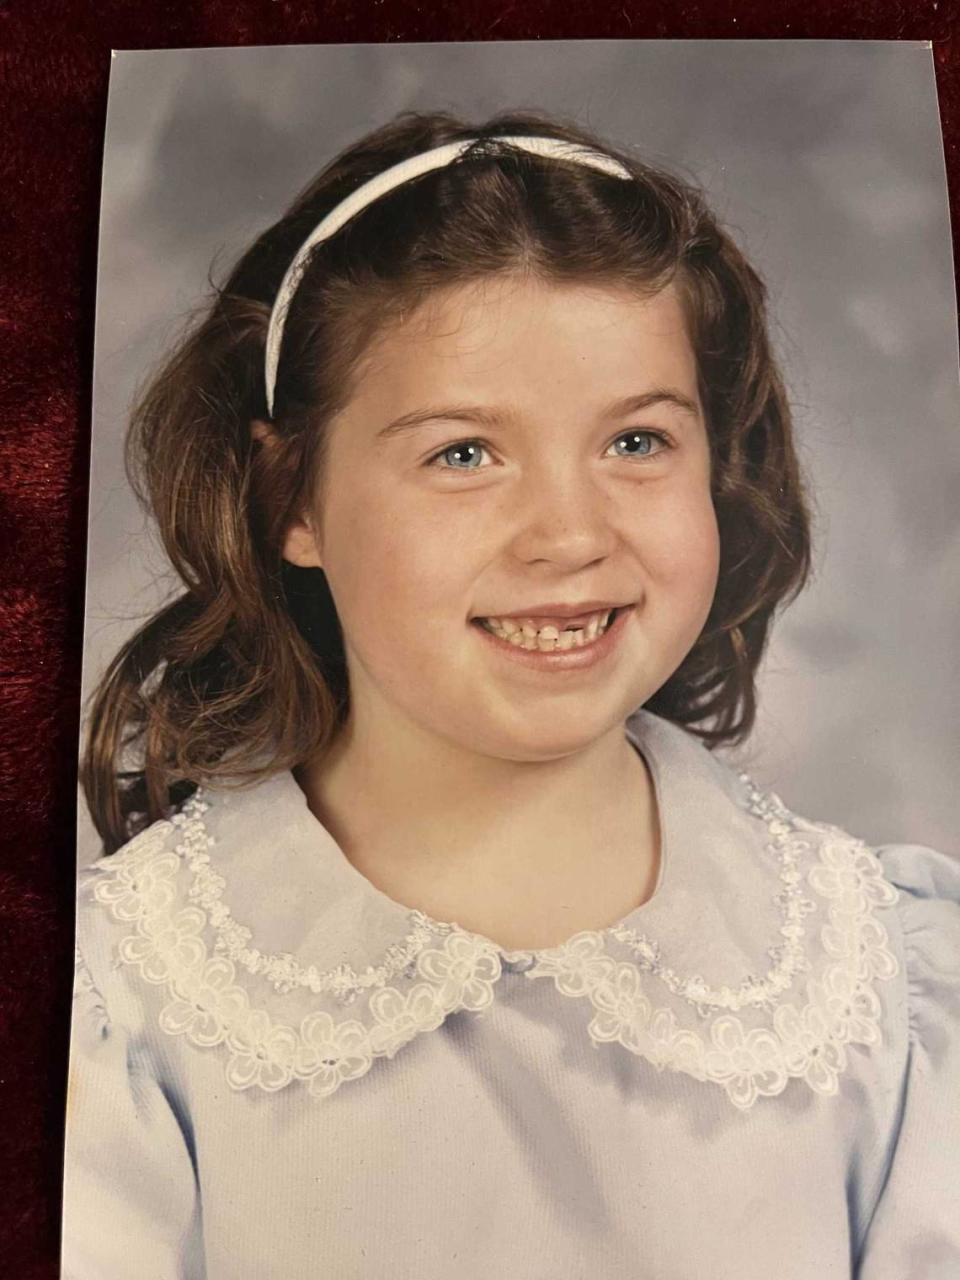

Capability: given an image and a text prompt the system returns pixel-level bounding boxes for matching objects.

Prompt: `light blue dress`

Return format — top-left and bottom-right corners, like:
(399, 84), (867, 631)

(61, 711), (960, 1278)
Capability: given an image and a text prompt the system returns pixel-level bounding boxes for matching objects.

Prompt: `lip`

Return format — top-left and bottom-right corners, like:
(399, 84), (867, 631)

(473, 599), (630, 623)
(471, 604), (634, 671)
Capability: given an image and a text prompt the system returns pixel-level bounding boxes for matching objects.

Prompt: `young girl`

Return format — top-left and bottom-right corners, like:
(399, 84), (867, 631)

(63, 110), (959, 1279)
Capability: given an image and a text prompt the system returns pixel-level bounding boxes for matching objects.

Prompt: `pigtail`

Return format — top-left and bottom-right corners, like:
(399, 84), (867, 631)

(80, 292), (343, 854)
(647, 233), (812, 744)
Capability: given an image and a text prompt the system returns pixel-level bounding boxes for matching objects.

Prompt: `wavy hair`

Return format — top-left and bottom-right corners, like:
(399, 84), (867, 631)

(81, 108), (812, 852)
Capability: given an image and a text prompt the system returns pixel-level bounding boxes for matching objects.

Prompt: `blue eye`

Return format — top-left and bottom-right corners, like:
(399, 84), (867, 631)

(608, 431), (667, 458)
(431, 441), (490, 470)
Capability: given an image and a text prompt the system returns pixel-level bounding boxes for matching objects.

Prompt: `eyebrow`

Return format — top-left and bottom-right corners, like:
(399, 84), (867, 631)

(374, 389), (702, 439)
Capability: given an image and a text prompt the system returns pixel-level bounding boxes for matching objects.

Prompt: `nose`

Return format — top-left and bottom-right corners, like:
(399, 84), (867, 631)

(506, 457), (619, 570)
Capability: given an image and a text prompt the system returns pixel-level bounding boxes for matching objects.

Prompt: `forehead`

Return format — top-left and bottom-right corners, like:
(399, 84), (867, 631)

(349, 274), (697, 396)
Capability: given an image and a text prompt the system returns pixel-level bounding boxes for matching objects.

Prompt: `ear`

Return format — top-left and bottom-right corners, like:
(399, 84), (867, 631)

(251, 419), (323, 569)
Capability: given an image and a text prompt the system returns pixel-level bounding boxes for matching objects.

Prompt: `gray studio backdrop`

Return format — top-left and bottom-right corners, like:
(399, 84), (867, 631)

(79, 40), (960, 868)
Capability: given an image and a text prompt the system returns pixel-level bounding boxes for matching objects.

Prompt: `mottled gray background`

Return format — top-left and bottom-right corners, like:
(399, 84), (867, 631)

(79, 40), (960, 868)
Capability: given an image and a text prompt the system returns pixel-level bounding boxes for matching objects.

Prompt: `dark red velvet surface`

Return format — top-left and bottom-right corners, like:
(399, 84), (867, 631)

(1, 5), (957, 1274)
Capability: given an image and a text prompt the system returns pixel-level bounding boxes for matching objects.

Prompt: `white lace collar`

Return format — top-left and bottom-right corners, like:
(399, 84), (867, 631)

(85, 711), (901, 1112)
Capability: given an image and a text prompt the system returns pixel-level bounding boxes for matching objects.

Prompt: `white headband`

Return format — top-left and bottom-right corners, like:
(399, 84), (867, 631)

(263, 134), (632, 417)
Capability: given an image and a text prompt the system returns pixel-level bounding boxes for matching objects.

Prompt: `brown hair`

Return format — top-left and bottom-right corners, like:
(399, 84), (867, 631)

(81, 108), (812, 853)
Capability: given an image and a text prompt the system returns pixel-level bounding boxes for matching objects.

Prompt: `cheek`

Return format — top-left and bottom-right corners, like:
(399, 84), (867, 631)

(639, 486), (720, 596)
(322, 490), (462, 629)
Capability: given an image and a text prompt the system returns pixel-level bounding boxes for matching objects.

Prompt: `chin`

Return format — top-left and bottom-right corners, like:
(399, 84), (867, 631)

(478, 712), (630, 763)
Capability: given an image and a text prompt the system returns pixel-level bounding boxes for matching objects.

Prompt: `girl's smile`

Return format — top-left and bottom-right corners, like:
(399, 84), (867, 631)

(280, 272), (720, 761)
(471, 603), (635, 670)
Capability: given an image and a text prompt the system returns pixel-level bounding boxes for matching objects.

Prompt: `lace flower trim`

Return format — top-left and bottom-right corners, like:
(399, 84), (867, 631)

(90, 783), (901, 1111)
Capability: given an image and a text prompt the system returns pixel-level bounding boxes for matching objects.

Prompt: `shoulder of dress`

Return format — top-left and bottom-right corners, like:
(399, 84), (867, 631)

(873, 840), (960, 905)
(871, 841), (960, 1047)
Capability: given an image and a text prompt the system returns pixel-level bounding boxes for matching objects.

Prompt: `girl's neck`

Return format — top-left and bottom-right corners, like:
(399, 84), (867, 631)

(293, 711), (661, 949)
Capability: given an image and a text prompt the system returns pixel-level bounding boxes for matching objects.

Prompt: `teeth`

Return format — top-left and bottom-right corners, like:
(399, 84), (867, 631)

(537, 626), (560, 652)
(481, 608), (616, 650)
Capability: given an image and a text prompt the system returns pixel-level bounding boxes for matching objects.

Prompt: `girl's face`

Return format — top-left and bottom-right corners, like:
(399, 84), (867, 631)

(284, 274), (720, 761)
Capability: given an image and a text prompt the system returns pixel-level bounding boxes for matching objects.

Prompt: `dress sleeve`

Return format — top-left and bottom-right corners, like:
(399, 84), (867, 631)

(61, 922), (204, 1278)
(856, 843), (960, 1279)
